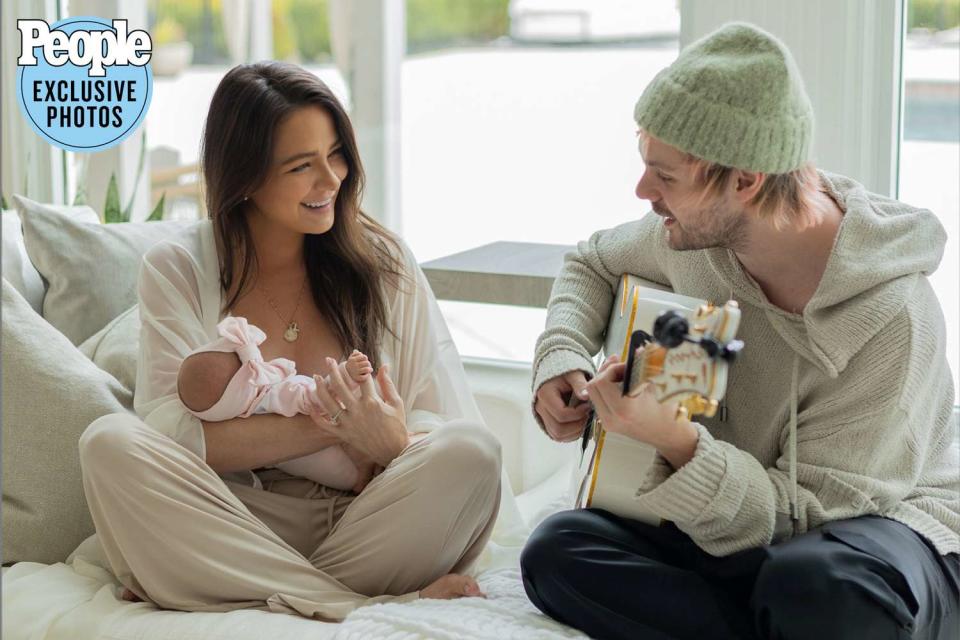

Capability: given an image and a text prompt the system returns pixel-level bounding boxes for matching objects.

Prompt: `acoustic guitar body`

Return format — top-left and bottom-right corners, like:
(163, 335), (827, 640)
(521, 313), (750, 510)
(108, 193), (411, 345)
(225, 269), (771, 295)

(575, 274), (741, 525)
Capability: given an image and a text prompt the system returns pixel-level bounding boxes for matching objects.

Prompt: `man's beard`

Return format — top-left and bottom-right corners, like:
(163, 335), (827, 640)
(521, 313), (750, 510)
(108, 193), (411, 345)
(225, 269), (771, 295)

(661, 201), (747, 252)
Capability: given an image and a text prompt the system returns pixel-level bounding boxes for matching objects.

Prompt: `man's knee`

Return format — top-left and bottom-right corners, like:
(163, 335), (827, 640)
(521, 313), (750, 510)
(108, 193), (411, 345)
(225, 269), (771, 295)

(752, 544), (905, 639)
(520, 513), (565, 576)
(522, 510), (614, 620)
(420, 421), (501, 485)
(521, 510), (600, 579)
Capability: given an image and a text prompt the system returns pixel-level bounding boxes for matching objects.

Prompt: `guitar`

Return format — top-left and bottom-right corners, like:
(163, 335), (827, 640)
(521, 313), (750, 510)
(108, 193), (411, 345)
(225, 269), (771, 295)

(575, 274), (743, 524)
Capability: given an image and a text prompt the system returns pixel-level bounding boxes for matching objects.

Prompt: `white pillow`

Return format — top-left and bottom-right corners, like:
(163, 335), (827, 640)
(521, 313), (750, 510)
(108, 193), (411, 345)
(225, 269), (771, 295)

(1, 205), (99, 315)
(13, 195), (191, 345)
(1, 278), (133, 565)
(79, 304), (141, 392)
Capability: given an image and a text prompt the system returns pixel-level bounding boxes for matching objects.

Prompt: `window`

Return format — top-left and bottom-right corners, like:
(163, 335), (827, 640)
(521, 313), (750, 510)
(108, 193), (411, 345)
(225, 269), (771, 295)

(899, 0), (959, 397)
(404, 0), (681, 360)
(143, 0), (344, 221)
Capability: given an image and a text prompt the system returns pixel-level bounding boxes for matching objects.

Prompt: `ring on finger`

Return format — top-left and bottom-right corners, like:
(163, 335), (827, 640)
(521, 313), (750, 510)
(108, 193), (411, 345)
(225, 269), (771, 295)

(331, 408), (346, 425)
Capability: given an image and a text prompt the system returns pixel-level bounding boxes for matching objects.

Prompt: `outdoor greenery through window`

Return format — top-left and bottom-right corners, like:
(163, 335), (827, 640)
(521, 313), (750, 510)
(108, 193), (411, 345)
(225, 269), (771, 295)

(148, 0), (510, 65)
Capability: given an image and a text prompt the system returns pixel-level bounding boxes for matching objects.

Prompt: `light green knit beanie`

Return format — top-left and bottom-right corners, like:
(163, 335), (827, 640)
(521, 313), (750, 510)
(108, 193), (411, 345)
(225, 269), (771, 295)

(633, 22), (814, 174)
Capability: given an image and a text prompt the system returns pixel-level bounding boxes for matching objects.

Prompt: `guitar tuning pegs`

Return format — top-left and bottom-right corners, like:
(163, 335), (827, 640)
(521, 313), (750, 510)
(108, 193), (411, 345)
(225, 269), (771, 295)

(707, 398), (719, 417)
(653, 310), (689, 348)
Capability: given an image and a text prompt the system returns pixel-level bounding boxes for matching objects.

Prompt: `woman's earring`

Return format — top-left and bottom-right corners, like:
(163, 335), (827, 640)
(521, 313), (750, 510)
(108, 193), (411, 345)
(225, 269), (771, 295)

(242, 195), (249, 201)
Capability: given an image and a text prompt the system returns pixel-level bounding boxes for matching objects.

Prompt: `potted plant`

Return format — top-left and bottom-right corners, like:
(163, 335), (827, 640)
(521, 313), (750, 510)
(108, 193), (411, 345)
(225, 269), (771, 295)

(151, 17), (194, 77)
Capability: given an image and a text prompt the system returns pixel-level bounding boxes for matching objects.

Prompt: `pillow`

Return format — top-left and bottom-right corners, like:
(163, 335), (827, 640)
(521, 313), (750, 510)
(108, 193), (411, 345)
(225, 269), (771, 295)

(13, 194), (191, 345)
(1, 278), (134, 565)
(2, 205), (99, 315)
(79, 304), (141, 392)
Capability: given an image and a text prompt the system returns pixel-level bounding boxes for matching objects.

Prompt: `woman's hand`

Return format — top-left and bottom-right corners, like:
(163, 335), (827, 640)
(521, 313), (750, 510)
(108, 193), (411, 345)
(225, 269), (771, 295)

(585, 353), (700, 469)
(310, 360), (410, 468)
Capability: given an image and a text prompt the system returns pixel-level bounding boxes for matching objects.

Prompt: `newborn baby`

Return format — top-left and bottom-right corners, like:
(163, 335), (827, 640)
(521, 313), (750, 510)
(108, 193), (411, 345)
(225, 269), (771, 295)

(178, 316), (374, 493)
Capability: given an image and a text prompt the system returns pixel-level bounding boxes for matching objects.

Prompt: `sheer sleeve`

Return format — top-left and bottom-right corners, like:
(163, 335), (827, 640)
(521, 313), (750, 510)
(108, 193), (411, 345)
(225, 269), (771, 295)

(133, 239), (212, 460)
(383, 240), (483, 433)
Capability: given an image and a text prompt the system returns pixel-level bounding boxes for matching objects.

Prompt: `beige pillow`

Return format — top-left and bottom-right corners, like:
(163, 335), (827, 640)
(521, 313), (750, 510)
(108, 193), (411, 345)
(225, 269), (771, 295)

(1, 279), (133, 565)
(14, 194), (190, 345)
(79, 304), (141, 392)
(2, 205), (99, 315)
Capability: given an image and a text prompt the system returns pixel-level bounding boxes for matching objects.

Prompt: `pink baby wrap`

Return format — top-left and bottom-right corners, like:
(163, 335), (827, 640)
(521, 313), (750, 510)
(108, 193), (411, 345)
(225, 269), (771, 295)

(185, 316), (318, 422)
(181, 316), (359, 490)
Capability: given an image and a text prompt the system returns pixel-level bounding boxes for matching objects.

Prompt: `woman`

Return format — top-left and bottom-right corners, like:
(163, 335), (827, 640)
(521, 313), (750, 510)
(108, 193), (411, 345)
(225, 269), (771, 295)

(78, 61), (503, 622)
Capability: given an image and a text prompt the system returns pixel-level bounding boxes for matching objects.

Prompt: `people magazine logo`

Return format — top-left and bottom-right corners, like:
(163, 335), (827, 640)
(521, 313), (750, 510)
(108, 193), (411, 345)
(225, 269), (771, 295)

(16, 16), (153, 152)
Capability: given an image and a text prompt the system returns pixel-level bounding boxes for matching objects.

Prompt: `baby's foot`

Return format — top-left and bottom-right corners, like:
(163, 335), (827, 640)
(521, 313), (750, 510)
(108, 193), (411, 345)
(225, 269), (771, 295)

(343, 442), (377, 493)
(351, 473), (372, 494)
(344, 349), (373, 384)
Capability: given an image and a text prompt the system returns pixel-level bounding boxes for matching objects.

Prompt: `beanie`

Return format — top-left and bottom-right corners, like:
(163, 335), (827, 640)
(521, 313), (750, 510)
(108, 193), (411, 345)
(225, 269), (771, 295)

(633, 22), (814, 174)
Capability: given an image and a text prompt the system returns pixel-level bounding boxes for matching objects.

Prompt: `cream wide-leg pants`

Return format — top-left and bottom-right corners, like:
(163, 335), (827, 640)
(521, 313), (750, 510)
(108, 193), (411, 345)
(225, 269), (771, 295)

(77, 413), (502, 622)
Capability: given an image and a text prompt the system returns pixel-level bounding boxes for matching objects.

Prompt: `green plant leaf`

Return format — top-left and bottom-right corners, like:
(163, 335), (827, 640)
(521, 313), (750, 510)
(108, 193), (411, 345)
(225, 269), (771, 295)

(146, 193), (166, 221)
(122, 130), (148, 220)
(71, 153), (90, 206)
(104, 174), (123, 223)
(72, 172), (87, 206)
(1, 194), (9, 210)
(23, 150), (31, 197)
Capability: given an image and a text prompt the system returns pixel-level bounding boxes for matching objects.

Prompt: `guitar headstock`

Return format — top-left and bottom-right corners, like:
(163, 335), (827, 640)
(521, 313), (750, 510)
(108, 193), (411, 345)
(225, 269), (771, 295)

(622, 301), (743, 420)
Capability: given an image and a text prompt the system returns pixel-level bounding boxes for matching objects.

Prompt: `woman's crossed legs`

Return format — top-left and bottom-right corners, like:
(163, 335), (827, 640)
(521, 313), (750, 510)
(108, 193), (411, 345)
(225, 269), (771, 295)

(79, 414), (501, 621)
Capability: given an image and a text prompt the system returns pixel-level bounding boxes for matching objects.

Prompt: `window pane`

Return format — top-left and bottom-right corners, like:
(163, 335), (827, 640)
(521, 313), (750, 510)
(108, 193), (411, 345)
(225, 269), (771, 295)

(404, 0), (680, 359)
(900, 0), (960, 400)
(144, 0), (342, 221)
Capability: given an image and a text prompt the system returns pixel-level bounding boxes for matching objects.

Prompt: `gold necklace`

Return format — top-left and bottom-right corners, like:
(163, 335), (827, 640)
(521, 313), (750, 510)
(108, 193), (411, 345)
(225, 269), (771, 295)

(257, 274), (308, 342)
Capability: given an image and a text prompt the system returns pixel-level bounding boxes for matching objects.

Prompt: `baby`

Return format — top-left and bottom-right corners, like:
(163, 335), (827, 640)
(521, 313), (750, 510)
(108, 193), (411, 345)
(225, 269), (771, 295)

(177, 316), (375, 493)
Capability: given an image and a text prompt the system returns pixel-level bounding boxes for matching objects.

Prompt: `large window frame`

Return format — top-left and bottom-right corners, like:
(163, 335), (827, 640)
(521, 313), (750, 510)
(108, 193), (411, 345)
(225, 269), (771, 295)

(408, 1), (914, 337)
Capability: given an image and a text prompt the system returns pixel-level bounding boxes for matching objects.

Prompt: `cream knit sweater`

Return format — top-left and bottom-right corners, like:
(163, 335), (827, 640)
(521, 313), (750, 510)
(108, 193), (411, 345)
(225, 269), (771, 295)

(532, 171), (959, 557)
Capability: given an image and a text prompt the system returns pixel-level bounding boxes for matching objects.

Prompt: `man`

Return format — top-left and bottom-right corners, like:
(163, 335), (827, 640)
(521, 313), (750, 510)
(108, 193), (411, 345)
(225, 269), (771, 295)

(521, 22), (959, 640)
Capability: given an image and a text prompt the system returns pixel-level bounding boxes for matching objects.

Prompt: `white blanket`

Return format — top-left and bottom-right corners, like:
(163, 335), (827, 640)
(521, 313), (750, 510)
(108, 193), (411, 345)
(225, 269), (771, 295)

(2, 561), (584, 640)
(2, 558), (338, 640)
(333, 568), (588, 640)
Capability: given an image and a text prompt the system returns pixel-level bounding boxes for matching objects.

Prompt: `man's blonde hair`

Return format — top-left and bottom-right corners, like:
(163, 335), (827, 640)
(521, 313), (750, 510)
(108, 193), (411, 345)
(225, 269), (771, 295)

(640, 130), (821, 231)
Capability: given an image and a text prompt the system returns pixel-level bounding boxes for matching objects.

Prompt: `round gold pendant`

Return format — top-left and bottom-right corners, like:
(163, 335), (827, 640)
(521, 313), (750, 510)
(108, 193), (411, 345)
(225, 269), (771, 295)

(283, 323), (300, 342)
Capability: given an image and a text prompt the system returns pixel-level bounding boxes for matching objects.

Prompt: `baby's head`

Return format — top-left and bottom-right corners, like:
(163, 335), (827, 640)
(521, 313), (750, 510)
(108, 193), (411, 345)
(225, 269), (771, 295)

(178, 351), (243, 413)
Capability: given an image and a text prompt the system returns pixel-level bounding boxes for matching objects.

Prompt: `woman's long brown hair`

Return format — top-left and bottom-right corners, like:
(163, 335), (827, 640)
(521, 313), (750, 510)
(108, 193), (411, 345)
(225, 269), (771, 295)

(200, 61), (405, 367)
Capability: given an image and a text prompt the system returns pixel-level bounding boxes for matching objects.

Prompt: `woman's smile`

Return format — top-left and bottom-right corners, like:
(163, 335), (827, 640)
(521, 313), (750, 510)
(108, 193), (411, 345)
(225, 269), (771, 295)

(300, 196), (334, 216)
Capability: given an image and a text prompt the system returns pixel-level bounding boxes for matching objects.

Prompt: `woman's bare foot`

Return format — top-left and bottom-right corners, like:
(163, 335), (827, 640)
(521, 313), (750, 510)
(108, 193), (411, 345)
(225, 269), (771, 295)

(420, 573), (485, 599)
(120, 587), (143, 602)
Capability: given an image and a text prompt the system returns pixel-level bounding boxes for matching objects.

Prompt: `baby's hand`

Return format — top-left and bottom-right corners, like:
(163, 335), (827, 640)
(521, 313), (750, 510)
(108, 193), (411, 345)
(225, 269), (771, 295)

(343, 349), (373, 385)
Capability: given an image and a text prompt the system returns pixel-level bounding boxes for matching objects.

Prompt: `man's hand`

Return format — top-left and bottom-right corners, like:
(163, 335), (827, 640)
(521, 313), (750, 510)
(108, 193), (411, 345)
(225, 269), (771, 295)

(535, 370), (592, 442)
(585, 354), (699, 469)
